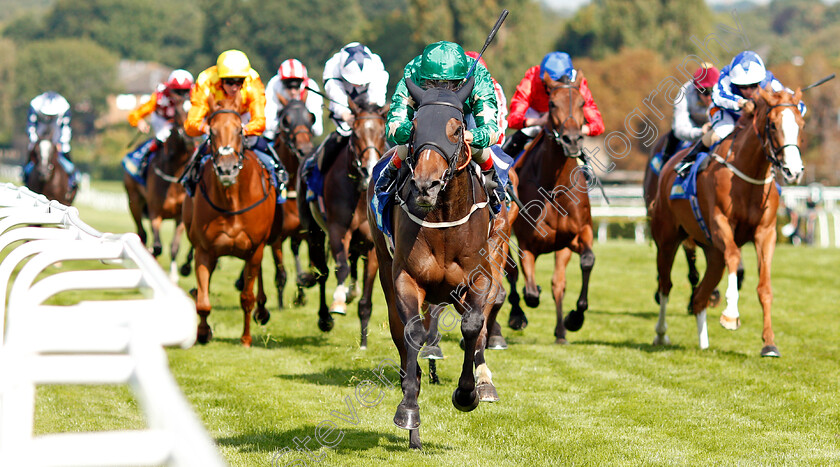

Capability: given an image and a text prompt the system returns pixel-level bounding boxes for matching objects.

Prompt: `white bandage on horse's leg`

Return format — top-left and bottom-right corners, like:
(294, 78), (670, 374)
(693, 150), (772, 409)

(655, 295), (669, 336)
(475, 363), (493, 385)
(696, 309), (709, 349)
(333, 284), (349, 303)
(722, 272), (740, 319)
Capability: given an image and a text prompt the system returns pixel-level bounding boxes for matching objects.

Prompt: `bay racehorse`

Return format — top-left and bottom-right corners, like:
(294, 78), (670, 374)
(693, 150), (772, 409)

(234, 97), (317, 308)
(367, 77), (501, 449)
(650, 86), (805, 357)
(25, 134), (75, 205)
(124, 102), (195, 282)
(507, 72), (595, 344)
(306, 97), (388, 348)
(182, 93), (281, 346)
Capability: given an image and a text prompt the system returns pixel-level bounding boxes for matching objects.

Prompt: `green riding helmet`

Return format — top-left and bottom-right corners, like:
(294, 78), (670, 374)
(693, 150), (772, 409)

(418, 41), (469, 82)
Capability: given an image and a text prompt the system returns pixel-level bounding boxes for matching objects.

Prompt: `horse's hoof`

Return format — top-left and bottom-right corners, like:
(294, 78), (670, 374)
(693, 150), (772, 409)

(297, 272), (317, 288)
(419, 345), (444, 360)
(196, 326), (212, 344)
(554, 337), (568, 345)
(394, 404), (420, 430)
(477, 382), (499, 402)
(564, 310), (585, 332)
(761, 345), (781, 358)
(179, 263), (192, 277)
(254, 309), (270, 326)
(452, 388), (480, 412)
(329, 301), (347, 315)
(709, 289), (722, 308)
(719, 314), (740, 331)
(652, 334), (671, 346)
(508, 311), (528, 330)
(234, 276), (244, 292)
(459, 338), (466, 351)
(654, 290), (661, 305)
(293, 289), (307, 307)
(152, 245), (162, 257)
(523, 286), (541, 308)
(318, 316), (334, 332)
(487, 335), (508, 350)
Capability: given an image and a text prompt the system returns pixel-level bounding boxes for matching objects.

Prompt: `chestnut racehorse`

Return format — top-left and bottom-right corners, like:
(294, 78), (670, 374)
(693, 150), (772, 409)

(182, 93), (281, 346)
(507, 72), (595, 344)
(650, 86), (805, 357)
(367, 78), (501, 450)
(124, 102), (194, 282)
(306, 97), (388, 349)
(25, 134), (75, 205)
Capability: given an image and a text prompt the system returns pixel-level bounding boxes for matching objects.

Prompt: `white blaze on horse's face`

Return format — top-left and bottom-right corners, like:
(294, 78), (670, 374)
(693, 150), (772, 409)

(779, 108), (804, 184)
(38, 140), (52, 166)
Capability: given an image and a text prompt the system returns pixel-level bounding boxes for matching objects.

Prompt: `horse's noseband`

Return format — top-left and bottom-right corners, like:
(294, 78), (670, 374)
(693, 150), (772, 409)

(407, 101), (467, 191)
(760, 102), (800, 170)
(548, 84), (582, 155)
(348, 114), (385, 183)
(207, 109), (245, 172)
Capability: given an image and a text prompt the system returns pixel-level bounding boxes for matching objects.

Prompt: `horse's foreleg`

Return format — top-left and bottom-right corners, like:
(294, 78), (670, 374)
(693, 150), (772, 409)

(521, 250), (541, 308)
(327, 229), (352, 315)
(452, 282), (488, 413)
(180, 246), (194, 277)
(653, 234), (681, 346)
(271, 238), (287, 309)
(393, 273), (426, 435)
(551, 248), (572, 344)
(357, 248), (377, 349)
(754, 226), (779, 357)
(194, 249), (217, 344)
(568, 227), (595, 332)
(239, 248), (265, 347)
(150, 215), (164, 258)
(169, 220), (186, 284)
(692, 248), (726, 349)
(719, 238), (744, 332)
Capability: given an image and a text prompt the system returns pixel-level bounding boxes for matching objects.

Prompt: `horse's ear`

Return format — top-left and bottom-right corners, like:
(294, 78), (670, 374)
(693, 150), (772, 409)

(379, 103), (390, 117)
(405, 77), (423, 104)
(456, 76), (475, 104)
(758, 86), (773, 105)
(233, 89), (243, 108)
(543, 71), (558, 89)
(347, 96), (360, 115)
(793, 87), (802, 104)
(277, 91), (288, 107)
(573, 70), (584, 86)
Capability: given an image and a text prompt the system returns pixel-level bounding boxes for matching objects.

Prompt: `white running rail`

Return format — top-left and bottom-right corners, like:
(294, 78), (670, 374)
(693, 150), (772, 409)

(0, 184), (225, 467)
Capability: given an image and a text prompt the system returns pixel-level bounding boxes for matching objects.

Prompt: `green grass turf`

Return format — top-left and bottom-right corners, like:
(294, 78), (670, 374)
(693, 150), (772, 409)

(29, 198), (840, 466)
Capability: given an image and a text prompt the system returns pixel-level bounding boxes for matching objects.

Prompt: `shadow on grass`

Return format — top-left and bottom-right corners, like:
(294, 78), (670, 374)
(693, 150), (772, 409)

(572, 339), (750, 358)
(215, 334), (329, 349)
(217, 426), (453, 458)
(275, 367), (380, 387)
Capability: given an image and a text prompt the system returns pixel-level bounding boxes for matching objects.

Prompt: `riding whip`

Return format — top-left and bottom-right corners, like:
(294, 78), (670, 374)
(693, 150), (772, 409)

(304, 86), (352, 111)
(802, 73), (835, 92)
(464, 9), (509, 80)
(125, 130), (145, 149)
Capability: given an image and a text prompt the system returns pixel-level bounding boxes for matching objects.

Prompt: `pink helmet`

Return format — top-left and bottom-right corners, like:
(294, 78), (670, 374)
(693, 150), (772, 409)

(166, 69), (194, 90)
(278, 59), (308, 81)
(692, 64), (720, 89)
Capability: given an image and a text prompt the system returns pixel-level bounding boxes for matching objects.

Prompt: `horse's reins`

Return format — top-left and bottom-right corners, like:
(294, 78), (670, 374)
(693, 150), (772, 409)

(198, 108), (271, 215)
(207, 109), (245, 171)
(547, 83), (580, 149)
(347, 114), (386, 183)
(153, 127), (189, 183)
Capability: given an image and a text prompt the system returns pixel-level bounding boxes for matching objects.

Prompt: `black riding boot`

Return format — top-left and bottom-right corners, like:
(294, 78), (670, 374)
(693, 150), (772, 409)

(675, 141), (708, 177)
(482, 167), (505, 214)
(375, 160), (399, 196)
(501, 130), (533, 158)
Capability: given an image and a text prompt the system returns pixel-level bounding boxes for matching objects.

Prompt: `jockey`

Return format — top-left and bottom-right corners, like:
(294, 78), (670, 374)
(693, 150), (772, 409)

(504, 51), (604, 161)
(183, 49), (287, 198)
(264, 58), (324, 143)
(676, 51), (807, 176)
(465, 50), (508, 146)
(657, 64), (719, 167)
(123, 69), (194, 183)
(376, 41), (504, 213)
(25, 91), (79, 187)
(317, 42), (389, 171)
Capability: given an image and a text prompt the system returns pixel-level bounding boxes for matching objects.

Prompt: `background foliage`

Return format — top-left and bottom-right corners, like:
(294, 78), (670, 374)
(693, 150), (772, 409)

(0, 0), (838, 182)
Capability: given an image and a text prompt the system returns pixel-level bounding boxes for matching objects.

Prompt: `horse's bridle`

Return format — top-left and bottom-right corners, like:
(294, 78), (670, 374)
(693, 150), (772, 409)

(756, 102), (800, 171)
(347, 114), (386, 183)
(547, 83), (581, 151)
(406, 101), (469, 192)
(206, 108), (244, 172)
(276, 102), (314, 160)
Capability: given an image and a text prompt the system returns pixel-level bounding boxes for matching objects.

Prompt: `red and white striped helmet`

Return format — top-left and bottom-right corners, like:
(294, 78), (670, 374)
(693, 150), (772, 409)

(166, 69), (194, 90)
(278, 59), (308, 81)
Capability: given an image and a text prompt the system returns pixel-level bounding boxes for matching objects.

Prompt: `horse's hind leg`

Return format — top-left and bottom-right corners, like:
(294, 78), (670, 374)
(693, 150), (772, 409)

(290, 237), (308, 306)
(520, 249), (541, 308)
(271, 238), (287, 309)
(685, 243), (721, 309)
(150, 215), (164, 258)
(357, 248), (377, 349)
(327, 229), (351, 315)
(253, 263), (270, 326)
(420, 304), (444, 361)
(194, 249), (217, 344)
(551, 248), (572, 344)
(308, 228), (333, 332)
(168, 220), (186, 283)
(180, 246), (194, 277)
(347, 249), (360, 304)
(239, 248), (266, 347)
(505, 250), (528, 330)
(754, 227), (779, 357)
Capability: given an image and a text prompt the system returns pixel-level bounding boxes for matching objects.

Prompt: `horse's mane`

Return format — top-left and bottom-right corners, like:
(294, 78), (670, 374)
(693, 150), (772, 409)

(351, 96), (384, 113)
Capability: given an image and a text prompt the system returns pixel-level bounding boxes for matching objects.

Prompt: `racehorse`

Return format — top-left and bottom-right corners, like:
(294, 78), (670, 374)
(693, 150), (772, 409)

(124, 102), (195, 282)
(181, 93), (281, 346)
(25, 134), (75, 205)
(506, 71), (595, 344)
(367, 77), (501, 450)
(234, 97), (317, 308)
(649, 86), (805, 357)
(306, 97), (388, 349)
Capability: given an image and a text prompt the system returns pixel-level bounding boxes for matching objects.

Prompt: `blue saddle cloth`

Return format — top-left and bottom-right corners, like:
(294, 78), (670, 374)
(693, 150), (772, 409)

(670, 151), (711, 241)
(187, 152), (286, 204)
(650, 140), (690, 176)
(302, 156), (323, 203)
(122, 138), (156, 186)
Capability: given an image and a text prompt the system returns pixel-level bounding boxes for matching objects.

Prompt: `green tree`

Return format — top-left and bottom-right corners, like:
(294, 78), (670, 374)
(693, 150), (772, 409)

(0, 39), (16, 145)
